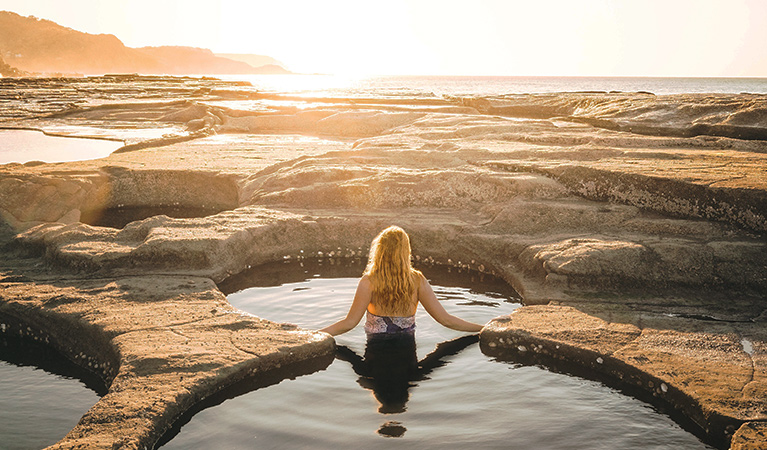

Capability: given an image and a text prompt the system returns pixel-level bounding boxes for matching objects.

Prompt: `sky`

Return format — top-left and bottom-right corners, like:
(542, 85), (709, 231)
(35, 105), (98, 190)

(2, 0), (766, 77)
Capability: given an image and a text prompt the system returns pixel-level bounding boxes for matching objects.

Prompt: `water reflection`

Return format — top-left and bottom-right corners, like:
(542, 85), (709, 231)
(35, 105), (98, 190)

(163, 270), (715, 449)
(336, 333), (479, 433)
(0, 129), (122, 165)
(377, 420), (407, 438)
(0, 335), (104, 449)
(0, 334), (106, 396)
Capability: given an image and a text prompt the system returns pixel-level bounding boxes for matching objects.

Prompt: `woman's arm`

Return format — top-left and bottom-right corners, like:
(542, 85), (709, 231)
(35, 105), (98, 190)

(418, 275), (484, 332)
(319, 276), (372, 336)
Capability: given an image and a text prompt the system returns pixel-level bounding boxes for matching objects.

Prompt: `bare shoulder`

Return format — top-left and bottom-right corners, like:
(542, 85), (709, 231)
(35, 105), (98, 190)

(412, 269), (429, 289)
(411, 268), (425, 281)
(358, 275), (373, 289)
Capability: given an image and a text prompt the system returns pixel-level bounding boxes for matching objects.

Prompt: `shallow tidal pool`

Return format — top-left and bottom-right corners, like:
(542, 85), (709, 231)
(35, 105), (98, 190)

(0, 129), (122, 164)
(159, 261), (715, 450)
(0, 336), (103, 450)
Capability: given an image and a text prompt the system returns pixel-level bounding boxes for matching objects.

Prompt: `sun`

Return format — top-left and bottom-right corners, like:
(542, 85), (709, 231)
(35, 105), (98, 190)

(215, 0), (432, 76)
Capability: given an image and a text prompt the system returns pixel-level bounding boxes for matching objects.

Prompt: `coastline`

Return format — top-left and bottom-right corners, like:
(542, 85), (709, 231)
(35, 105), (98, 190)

(0, 75), (765, 449)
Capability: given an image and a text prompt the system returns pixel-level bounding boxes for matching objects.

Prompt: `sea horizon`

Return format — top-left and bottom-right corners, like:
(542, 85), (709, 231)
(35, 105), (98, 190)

(212, 73), (767, 97)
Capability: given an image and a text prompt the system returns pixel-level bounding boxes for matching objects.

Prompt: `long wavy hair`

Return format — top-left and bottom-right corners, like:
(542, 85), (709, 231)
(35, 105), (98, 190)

(365, 226), (421, 316)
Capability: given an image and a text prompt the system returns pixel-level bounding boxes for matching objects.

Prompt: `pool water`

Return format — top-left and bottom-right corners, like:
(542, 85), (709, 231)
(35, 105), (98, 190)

(0, 336), (103, 450)
(0, 129), (122, 164)
(160, 261), (714, 449)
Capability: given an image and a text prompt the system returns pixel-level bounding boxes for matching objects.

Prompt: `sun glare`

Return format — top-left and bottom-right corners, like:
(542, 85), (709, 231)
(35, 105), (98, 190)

(219, 74), (363, 96)
(2, 0), (766, 76)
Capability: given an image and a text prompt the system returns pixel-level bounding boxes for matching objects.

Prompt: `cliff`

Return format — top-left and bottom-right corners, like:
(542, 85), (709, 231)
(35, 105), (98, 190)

(0, 54), (25, 77)
(0, 11), (289, 75)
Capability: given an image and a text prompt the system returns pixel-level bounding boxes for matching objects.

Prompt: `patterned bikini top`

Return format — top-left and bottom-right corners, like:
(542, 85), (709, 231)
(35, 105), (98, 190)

(364, 310), (416, 335)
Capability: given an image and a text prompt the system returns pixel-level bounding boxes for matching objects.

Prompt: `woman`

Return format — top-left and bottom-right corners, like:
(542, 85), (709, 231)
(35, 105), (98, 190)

(319, 226), (483, 336)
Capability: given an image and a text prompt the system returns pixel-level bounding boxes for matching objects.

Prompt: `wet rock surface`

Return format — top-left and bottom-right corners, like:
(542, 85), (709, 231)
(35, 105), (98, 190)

(481, 305), (766, 448)
(0, 76), (765, 449)
(0, 260), (334, 449)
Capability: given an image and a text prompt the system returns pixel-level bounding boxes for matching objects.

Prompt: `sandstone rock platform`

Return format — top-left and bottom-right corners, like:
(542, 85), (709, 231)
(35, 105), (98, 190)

(0, 77), (765, 449)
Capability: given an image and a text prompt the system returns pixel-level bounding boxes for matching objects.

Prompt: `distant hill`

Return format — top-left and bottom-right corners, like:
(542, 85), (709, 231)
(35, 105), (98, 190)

(0, 11), (291, 76)
(216, 53), (284, 69)
(136, 46), (291, 75)
(216, 53), (291, 74)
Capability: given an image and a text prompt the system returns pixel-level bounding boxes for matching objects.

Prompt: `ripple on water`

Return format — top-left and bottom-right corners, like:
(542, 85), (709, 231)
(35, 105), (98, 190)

(160, 261), (714, 450)
(0, 336), (103, 450)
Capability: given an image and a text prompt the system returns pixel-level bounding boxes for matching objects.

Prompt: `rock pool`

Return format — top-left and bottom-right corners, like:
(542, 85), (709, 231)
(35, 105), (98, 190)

(0, 335), (103, 449)
(0, 129), (122, 165)
(158, 261), (714, 449)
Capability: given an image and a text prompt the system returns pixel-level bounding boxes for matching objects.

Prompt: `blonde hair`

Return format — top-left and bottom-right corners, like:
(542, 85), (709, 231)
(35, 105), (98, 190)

(365, 226), (421, 316)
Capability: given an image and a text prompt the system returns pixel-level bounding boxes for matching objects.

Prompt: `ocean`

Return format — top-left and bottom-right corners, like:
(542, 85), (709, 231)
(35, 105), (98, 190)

(217, 74), (767, 97)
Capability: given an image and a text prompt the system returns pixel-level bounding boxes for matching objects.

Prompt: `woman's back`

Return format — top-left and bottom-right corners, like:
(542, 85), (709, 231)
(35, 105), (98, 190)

(319, 226), (483, 336)
(364, 273), (418, 335)
(365, 272), (421, 317)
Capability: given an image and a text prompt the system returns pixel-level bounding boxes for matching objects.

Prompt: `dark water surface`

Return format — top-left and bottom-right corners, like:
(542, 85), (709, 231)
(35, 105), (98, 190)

(0, 336), (103, 450)
(160, 261), (714, 450)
